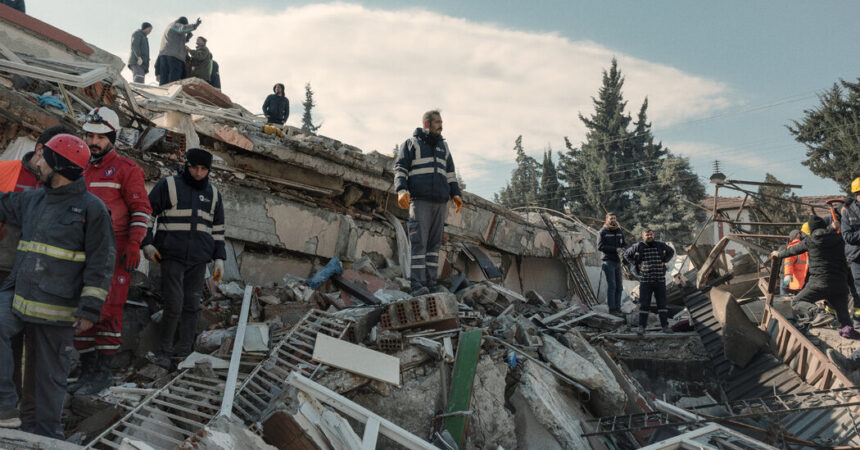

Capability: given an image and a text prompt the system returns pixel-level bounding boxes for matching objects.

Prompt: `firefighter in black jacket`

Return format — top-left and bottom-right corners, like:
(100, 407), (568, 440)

(624, 228), (674, 334)
(773, 215), (860, 339)
(143, 149), (225, 367)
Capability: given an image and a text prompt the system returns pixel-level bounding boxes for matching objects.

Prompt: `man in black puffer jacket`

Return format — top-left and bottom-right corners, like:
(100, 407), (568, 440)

(774, 215), (859, 339)
(262, 83), (290, 125)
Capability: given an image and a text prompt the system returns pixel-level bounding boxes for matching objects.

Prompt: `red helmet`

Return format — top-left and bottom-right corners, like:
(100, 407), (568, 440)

(44, 134), (90, 169)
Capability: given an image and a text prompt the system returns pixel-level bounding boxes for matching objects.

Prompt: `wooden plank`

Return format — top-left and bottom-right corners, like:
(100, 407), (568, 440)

(331, 275), (381, 305)
(443, 329), (483, 448)
(312, 334), (400, 386)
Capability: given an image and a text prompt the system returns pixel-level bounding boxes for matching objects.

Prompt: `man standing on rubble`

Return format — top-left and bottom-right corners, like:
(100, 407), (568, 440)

(781, 228), (807, 295)
(187, 36), (213, 84)
(128, 22), (152, 83)
(0, 134), (114, 437)
(143, 148), (225, 368)
(598, 213), (626, 315)
(71, 107), (152, 396)
(263, 83), (290, 125)
(394, 110), (463, 296)
(841, 178), (860, 313)
(772, 215), (860, 339)
(157, 16), (201, 85)
(624, 228), (674, 333)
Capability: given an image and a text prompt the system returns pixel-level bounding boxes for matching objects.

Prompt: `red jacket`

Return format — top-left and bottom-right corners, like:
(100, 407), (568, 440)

(84, 150), (152, 244)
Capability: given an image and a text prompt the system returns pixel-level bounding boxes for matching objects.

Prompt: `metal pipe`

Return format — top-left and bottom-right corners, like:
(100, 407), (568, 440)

(217, 284), (254, 419)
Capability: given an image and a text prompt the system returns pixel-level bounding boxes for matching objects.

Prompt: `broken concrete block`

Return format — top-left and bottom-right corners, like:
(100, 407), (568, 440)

(525, 289), (547, 306)
(511, 390), (563, 450)
(374, 288), (411, 304)
(316, 368), (371, 394)
(517, 360), (591, 450)
(563, 330), (627, 416)
(195, 328), (235, 354)
(177, 352), (229, 370)
(710, 287), (770, 368)
(457, 283), (495, 306)
(469, 358), (517, 450)
(515, 316), (543, 347)
(187, 415), (276, 450)
(262, 411), (321, 449)
(539, 335), (606, 390)
(377, 329), (404, 353)
(263, 302), (312, 326)
(332, 307), (384, 343)
(379, 292), (459, 332)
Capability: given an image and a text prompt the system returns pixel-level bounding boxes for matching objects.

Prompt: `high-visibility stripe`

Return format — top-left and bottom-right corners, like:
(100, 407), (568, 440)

(446, 173), (457, 182)
(213, 235), (225, 241)
(411, 255), (425, 260)
(162, 208), (193, 217)
(130, 223), (149, 228)
(96, 331), (122, 337)
(95, 345), (120, 350)
(132, 212), (151, 219)
(426, 252), (439, 257)
(198, 210), (213, 222)
(158, 223), (191, 231)
(89, 182), (121, 189)
(213, 225), (225, 232)
(81, 286), (108, 301)
(74, 337), (96, 341)
(395, 168), (408, 176)
(413, 156), (436, 165)
(166, 177), (178, 207)
(210, 186), (219, 215)
(197, 224), (212, 233)
(412, 264), (426, 269)
(17, 240), (86, 262)
(13, 295), (76, 323)
(426, 262), (438, 267)
(409, 167), (442, 176)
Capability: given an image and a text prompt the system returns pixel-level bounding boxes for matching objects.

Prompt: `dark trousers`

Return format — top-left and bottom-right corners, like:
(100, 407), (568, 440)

(850, 263), (860, 317)
(158, 55), (184, 85)
(639, 281), (668, 328)
(408, 199), (447, 290)
(158, 259), (206, 356)
(793, 278), (852, 327)
(602, 260), (623, 311)
(0, 290), (73, 439)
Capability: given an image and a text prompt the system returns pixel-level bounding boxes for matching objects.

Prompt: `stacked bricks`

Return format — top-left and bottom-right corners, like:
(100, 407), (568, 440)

(379, 292), (459, 331)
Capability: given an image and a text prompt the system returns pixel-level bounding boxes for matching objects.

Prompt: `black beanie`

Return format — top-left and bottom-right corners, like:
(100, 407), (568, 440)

(142, 22), (152, 30)
(37, 125), (71, 146)
(186, 148), (213, 169)
(42, 146), (83, 181)
(808, 215), (827, 232)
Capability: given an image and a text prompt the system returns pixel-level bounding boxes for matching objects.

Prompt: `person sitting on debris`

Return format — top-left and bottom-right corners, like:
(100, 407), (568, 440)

(772, 215), (860, 339)
(263, 83), (290, 125)
(394, 110), (463, 295)
(624, 228), (674, 334)
(157, 16), (201, 85)
(70, 107), (152, 396)
(187, 36), (213, 84)
(782, 228), (807, 295)
(128, 22), (153, 83)
(598, 212), (626, 315)
(0, 134), (114, 437)
(143, 148), (225, 369)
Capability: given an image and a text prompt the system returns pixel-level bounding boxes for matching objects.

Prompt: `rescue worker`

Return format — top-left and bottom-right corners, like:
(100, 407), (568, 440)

(157, 16), (201, 85)
(262, 83), (289, 125)
(598, 212), (626, 314)
(0, 126), (68, 430)
(841, 178), (860, 317)
(0, 134), (114, 437)
(624, 228), (674, 334)
(143, 148), (225, 368)
(394, 110), (463, 295)
(772, 216), (860, 339)
(187, 36), (213, 84)
(782, 228), (808, 295)
(71, 107), (152, 396)
(128, 22), (152, 83)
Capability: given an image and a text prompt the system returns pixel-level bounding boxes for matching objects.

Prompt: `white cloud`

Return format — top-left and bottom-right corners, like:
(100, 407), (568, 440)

(119, 3), (738, 198)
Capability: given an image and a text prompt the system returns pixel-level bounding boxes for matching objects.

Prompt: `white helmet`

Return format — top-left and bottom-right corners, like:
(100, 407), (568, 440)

(82, 106), (120, 134)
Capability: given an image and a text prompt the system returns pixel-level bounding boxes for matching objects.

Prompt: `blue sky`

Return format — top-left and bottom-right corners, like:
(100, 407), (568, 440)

(26, 1), (860, 201)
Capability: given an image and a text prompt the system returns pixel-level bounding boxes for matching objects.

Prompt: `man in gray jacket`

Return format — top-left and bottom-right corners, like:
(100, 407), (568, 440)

(128, 22), (152, 83)
(157, 16), (201, 85)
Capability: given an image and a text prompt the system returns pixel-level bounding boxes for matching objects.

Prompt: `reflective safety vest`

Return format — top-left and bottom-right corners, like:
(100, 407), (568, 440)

(783, 238), (808, 291)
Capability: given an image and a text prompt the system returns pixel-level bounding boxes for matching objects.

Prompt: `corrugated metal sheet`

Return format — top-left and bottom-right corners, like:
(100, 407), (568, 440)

(684, 292), (860, 447)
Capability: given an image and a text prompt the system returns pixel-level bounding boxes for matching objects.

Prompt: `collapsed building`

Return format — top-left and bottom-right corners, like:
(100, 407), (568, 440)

(1, 6), (860, 450)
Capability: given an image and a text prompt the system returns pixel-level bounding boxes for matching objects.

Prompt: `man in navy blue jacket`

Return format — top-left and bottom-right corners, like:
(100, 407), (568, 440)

(598, 213), (625, 314)
(142, 148), (225, 367)
(624, 228), (674, 334)
(394, 110), (463, 295)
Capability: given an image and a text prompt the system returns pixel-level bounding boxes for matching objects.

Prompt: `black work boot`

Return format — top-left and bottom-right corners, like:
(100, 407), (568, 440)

(68, 351), (98, 394)
(76, 353), (114, 396)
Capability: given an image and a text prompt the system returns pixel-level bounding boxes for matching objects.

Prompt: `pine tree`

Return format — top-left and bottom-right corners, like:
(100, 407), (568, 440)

(751, 173), (804, 236)
(558, 58), (632, 224)
(631, 155), (706, 243)
(787, 78), (860, 192)
(539, 149), (563, 212)
(494, 136), (541, 208)
(301, 82), (321, 133)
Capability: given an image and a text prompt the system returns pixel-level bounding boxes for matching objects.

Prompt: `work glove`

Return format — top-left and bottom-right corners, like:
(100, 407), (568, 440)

(397, 192), (410, 209)
(213, 259), (224, 282)
(769, 250), (779, 260)
(122, 241), (142, 271)
(143, 244), (161, 263)
(452, 195), (463, 213)
(136, 57), (143, 66)
(783, 275), (792, 287)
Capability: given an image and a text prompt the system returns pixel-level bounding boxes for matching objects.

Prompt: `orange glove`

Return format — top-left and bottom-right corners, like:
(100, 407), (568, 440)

(397, 192), (410, 209)
(213, 259), (224, 282)
(452, 195), (463, 213)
